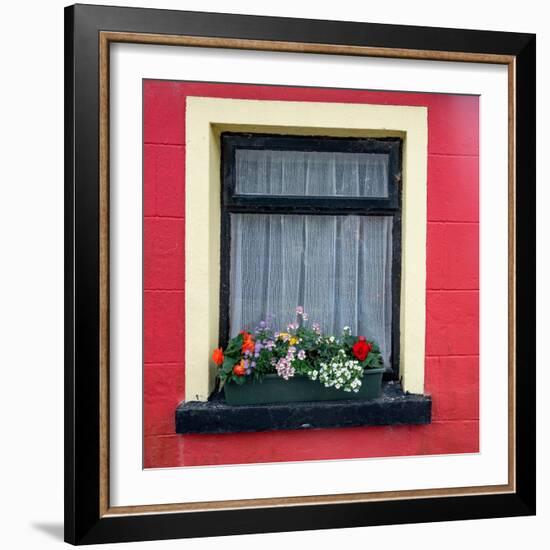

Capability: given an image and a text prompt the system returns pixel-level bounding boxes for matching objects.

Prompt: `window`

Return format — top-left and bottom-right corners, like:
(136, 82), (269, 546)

(220, 133), (402, 378)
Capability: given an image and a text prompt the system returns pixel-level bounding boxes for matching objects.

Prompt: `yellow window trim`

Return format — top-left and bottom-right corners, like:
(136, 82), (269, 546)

(184, 96), (427, 401)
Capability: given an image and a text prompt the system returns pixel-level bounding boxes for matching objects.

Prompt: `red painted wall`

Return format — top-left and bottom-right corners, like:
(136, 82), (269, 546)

(143, 80), (479, 468)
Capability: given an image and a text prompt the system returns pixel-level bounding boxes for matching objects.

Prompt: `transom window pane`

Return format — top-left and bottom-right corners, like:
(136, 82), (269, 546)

(229, 214), (393, 366)
(235, 149), (389, 197)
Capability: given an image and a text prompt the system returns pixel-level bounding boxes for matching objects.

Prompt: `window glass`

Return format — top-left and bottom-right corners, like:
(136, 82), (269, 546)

(229, 213), (393, 366)
(235, 149), (389, 197)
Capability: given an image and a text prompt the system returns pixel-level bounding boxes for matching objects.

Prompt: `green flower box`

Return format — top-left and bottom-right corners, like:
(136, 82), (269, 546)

(223, 367), (385, 406)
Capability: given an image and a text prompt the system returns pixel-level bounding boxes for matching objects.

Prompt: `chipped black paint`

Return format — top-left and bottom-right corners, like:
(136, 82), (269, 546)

(175, 381), (431, 434)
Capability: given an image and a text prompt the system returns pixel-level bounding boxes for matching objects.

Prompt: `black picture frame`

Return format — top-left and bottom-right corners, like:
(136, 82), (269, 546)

(65, 3), (536, 545)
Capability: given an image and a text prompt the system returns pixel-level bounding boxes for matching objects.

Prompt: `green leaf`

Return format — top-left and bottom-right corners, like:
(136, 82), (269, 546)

(225, 334), (244, 356)
(222, 356), (238, 374)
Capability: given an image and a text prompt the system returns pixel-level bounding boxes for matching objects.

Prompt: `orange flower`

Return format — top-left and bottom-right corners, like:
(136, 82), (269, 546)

(211, 347), (224, 366)
(241, 338), (255, 354)
(233, 361), (246, 376)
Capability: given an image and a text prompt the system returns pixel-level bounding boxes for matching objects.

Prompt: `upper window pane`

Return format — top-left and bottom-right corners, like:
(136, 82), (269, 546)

(235, 149), (389, 198)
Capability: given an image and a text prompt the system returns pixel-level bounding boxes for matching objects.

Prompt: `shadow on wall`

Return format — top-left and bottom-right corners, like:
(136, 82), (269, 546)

(30, 522), (64, 542)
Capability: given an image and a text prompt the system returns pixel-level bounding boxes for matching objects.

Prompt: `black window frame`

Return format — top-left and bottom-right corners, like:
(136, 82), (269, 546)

(220, 132), (403, 380)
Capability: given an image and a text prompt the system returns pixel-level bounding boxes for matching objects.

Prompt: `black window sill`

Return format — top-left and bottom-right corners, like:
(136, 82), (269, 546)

(175, 381), (431, 435)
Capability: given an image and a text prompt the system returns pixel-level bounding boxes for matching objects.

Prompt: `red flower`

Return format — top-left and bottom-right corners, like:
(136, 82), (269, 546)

(352, 336), (372, 362)
(211, 347), (224, 366)
(233, 361), (246, 376)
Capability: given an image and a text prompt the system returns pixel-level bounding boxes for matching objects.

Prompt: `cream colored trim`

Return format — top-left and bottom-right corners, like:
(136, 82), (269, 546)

(185, 97), (427, 401)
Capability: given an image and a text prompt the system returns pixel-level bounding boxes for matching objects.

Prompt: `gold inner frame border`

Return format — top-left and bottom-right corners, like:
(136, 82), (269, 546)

(98, 30), (516, 518)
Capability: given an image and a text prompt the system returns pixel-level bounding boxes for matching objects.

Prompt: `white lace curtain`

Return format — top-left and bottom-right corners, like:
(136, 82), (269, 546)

(229, 149), (393, 367)
(236, 149), (389, 197)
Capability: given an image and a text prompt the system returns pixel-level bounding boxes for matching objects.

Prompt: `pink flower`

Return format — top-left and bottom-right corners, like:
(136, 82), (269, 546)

(276, 358), (295, 380)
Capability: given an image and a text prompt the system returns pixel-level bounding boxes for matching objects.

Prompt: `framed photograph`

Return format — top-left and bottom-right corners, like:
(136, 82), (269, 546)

(64, 3), (536, 545)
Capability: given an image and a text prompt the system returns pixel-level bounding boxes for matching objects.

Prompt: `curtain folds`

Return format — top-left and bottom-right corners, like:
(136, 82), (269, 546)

(235, 149), (389, 197)
(229, 147), (393, 366)
(229, 214), (393, 366)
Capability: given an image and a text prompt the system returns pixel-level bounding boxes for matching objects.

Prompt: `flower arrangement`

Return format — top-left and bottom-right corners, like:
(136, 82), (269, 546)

(211, 307), (383, 394)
